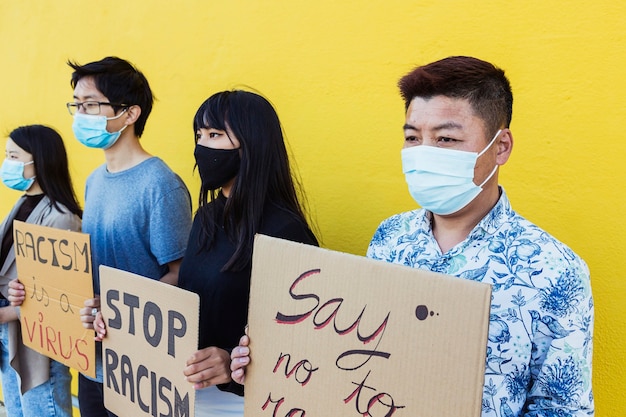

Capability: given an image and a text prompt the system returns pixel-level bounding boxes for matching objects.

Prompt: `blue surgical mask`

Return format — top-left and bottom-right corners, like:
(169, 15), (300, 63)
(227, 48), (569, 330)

(72, 110), (128, 149)
(1, 159), (35, 191)
(401, 130), (501, 215)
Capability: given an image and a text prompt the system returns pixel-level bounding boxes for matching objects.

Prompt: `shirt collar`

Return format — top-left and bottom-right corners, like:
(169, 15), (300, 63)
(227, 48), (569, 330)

(419, 187), (515, 253)
(471, 187), (515, 237)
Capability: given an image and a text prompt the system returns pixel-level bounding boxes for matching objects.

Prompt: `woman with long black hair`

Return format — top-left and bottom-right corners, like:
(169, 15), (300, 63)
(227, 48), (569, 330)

(0, 125), (82, 416)
(179, 90), (318, 416)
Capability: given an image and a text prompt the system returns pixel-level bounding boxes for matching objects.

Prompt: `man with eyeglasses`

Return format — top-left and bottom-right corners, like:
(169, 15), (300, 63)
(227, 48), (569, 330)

(66, 56), (192, 417)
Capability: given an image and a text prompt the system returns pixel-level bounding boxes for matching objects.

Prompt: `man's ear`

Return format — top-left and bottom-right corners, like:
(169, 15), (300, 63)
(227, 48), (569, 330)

(496, 128), (513, 166)
(124, 105), (142, 126)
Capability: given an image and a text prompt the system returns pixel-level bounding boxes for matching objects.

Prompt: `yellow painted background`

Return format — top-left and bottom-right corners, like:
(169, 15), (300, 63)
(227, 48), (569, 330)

(0, 1), (623, 415)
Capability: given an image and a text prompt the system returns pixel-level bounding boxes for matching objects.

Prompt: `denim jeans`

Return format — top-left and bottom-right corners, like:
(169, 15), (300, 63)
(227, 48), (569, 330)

(0, 299), (72, 416)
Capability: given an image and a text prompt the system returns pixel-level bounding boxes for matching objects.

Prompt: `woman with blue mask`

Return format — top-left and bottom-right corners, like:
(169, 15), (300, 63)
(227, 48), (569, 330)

(0, 124), (82, 417)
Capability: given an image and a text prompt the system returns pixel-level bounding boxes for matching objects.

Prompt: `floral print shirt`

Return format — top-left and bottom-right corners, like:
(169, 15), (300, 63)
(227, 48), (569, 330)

(367, 189), (594, 417)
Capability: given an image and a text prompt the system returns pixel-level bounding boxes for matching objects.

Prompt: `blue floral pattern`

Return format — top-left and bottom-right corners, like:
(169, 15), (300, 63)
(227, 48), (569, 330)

(367, 189), (594, 417)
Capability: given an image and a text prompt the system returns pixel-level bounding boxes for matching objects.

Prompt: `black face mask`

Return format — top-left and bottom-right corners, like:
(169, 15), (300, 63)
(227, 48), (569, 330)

(194, 144), (241, 190)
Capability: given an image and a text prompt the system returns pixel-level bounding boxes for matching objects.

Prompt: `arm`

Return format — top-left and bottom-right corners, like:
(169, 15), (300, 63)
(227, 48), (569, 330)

(150, 183), (191, 286)
(523, 267), (594, 416)
(159, 258), (182, 286)
(0, 305), (19, 324)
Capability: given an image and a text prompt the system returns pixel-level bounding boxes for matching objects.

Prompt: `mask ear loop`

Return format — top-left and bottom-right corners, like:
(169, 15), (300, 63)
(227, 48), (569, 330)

(105, 107), (129, 121)
(477, 129), (502, 187)
(106, 108), (130, 137)
(478, 165), (498, 188)
(477, 129), (502, 157)
(22, 160), (36, 181)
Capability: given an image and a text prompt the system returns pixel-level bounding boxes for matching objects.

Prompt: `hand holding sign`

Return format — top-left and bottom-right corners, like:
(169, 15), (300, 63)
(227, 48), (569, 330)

(93, 311), (106, 341)
(7, 278), (25, 306)
(230, 333), (250, 384)
(184, 346), (232, 389)
(79, 295), (100, 330)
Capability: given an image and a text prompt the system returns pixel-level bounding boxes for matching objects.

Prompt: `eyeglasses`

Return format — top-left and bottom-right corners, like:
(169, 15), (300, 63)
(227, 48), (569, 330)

(66, 101), (129, 116)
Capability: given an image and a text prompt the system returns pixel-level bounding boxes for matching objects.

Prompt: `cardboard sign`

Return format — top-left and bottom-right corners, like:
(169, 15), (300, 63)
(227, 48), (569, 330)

(245, 235), (492, 417)
(100, 266), (199, 417)
(13, 220), (96, 377)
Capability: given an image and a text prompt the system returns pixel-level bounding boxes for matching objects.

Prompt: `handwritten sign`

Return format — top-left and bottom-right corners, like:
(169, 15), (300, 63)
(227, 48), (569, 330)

(100, 266), (199, 417)
(245, 235), (492, 417)
(13, 220), (96, 377)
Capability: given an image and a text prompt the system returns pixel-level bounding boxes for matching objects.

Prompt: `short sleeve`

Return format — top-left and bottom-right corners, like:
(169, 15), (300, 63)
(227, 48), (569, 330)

(149, 185), (192, 265)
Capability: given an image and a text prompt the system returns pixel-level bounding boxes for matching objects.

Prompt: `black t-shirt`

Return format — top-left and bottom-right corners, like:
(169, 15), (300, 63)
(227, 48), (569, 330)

(178, 195), (318, 393)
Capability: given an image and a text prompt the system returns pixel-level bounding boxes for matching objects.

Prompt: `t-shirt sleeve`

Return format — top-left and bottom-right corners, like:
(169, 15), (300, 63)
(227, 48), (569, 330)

(149, 185), (192, 265)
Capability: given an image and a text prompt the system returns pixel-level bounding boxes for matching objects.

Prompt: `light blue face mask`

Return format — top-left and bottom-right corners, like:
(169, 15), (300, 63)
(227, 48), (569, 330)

(401, 130), (501, 215)
(1, 159), (35, 191)
(72, 110), (128, 149)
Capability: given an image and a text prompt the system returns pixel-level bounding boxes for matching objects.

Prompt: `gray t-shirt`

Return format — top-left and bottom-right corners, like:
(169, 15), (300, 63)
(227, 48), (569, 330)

(83, 157), (192, 382)
(83, 157), (192, 292)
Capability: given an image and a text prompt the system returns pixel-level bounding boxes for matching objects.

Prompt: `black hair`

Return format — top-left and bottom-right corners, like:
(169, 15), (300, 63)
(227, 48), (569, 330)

(9, 125), (82, 217)
(68, 56), (154, 137)
(398, 56), (513, 136)
(193, 90), (314, 271)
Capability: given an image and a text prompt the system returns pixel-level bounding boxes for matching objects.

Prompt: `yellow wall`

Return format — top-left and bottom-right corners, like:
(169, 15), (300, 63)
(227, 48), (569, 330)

(0, 1), (623, 414)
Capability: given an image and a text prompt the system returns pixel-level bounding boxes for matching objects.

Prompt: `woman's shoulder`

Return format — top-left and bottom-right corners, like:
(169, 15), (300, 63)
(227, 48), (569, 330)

(261, 203), (317, 246)
(38, 198), (82, 232)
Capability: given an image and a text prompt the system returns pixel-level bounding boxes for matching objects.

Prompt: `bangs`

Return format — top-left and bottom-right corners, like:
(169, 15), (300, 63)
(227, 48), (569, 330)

(193, 93), (230, 133)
